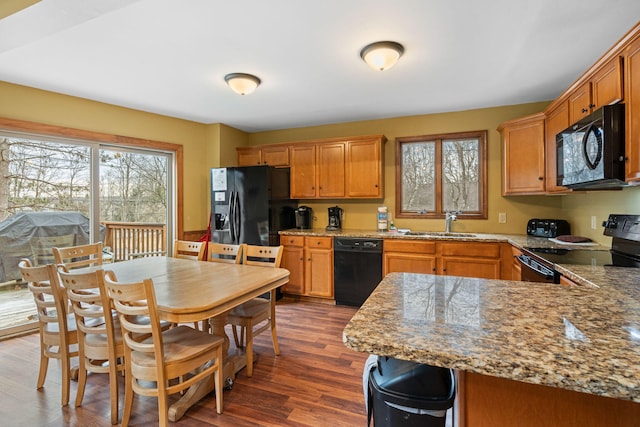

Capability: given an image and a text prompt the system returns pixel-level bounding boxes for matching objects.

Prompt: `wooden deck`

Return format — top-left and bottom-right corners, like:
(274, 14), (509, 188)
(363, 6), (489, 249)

(0, 284), (36, 330)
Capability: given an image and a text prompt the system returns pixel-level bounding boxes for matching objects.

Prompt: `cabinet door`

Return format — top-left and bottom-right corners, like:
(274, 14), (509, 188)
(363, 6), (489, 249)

(281, 242), (305, 294)
(569, 81), (592, 124)
(591, 56), (623, 109)
(440, 257), (501, 279)
(346, 138), (383, 198)
(237, 147), (261, 166)
(501, 114), (546, 195)
(383, 252), (436, 275)
(290, 145), (317, 198)
(625, 35), (640, 182)
(317, 143), (345, 197)
(305, 246), (333, 298)
(544, 100), (571, 193)
(262, 145), (290, 166)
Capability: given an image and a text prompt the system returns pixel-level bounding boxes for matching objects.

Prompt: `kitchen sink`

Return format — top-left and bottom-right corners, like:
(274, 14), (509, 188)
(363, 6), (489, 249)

(403, 231), (476, 237)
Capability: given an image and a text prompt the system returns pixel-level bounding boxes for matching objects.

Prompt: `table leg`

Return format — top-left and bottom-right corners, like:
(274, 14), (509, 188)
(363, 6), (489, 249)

(167, 312), (247, 422)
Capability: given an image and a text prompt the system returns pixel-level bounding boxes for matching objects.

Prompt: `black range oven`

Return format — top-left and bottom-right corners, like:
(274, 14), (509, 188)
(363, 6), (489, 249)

(518, 214), (640, 283)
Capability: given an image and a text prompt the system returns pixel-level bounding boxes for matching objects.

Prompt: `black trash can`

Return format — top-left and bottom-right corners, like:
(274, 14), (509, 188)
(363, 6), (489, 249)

(367, 356), (455, 427)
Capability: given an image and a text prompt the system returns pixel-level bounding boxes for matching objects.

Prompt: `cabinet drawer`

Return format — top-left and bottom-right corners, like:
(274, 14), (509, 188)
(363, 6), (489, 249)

(305, 236), (333, 249)
(281, 235), (304, 247)
(440, 242), (500, 258)
(384, 239), (436, 254)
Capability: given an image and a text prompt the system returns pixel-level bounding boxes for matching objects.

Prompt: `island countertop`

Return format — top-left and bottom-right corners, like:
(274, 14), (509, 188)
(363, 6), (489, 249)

(342, 271), (640, 403)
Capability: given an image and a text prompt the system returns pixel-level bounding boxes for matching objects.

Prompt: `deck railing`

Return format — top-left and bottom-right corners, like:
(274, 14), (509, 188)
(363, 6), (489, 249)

(102, 221), (166, 262)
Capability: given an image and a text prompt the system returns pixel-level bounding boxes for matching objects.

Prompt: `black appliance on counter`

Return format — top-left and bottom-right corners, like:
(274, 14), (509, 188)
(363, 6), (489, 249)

(518, 214), (640, 283)
(556, 104), (625, 190)
(326, 206), (343, 231)
(210, 166), (297, 246)
(334, 237), (383, 306)
(526, 218), (571, 238)
(295, 206), (313, 229)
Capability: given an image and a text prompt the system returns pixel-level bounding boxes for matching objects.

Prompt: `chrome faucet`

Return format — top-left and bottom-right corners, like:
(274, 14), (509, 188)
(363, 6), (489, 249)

(445, 211), (461, 233)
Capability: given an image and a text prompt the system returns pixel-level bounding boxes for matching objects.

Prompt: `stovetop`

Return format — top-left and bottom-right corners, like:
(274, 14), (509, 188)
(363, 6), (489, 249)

(524, 214), (640, 269)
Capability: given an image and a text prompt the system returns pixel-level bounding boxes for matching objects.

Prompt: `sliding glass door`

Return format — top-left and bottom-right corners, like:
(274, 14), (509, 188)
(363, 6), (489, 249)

(0, 133), (174, 338)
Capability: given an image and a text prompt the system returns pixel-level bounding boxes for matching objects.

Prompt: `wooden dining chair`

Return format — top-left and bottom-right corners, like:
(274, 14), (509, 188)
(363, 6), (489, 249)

(53, 242), (104, 271)
(18, 259), (79, 407)
(225, 244), (283, 377)
(102, 271), (224, 426)
(58, 268), (124, 425)
(206, 242), (244, 264)
(173, 240), (205, 261)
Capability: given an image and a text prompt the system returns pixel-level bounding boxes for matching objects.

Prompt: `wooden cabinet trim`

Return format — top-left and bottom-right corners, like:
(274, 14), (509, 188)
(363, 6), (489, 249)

(440, 242), (501, 258)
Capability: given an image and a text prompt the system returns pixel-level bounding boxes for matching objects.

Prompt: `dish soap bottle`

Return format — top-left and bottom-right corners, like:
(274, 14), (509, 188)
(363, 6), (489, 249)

(388, 213), (397, 233)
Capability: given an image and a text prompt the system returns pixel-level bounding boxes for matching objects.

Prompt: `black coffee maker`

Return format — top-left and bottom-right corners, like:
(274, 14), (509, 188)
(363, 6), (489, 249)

(295, 206), (313, 229)
(326, 206), (343, 231)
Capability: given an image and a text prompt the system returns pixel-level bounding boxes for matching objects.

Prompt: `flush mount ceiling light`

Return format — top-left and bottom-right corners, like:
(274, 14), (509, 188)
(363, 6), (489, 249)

(224, 73), (261, 95)
(360, 41), (405, 71)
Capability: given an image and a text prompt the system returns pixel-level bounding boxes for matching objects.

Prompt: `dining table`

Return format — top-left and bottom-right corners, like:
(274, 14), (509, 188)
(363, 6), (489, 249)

(72, 256), (290, 422)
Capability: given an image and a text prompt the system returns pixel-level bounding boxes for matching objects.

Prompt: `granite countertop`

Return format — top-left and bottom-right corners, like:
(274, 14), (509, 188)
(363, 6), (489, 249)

(279, 228), (609, 252)
(342, 271), (640, 403)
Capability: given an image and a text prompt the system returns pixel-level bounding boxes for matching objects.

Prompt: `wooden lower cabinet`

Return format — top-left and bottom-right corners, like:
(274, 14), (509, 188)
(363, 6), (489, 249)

(457, 371), (640, 427)
(280, 235), (334, 299)
(383, 240), (437, 275)
(384, 239), (511, 279)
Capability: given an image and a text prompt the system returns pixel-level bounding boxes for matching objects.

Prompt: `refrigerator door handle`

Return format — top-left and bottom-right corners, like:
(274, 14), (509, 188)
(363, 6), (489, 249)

(229, 191), (237, 243)
(233, 191), (241, 244)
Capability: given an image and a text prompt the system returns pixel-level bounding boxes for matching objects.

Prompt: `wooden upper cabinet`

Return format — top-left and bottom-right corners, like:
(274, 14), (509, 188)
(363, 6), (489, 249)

(290, 144), (317, 198)
(317, 143), (345, 198)
(346, 137), (385, 198)
(625, 34), (640, 182)
(237, 145), (290, 167)
(289, 135), (386, 199)
(568, 56), (623, 124)
(544, 100), (571, 193)
(499, 113), (546, 195)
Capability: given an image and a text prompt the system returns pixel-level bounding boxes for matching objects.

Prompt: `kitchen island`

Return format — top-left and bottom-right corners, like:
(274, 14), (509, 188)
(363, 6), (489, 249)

(343, 271), (640, 426)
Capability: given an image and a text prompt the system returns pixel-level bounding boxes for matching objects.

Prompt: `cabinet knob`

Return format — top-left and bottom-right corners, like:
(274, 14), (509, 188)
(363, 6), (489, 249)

(588, 103), (596, 108)
(432, 268), (436, 272)
(538, 176), (543, 180)
(581, 108), (588, 113)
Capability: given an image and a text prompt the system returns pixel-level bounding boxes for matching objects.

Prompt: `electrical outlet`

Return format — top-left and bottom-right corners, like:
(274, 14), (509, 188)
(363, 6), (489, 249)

(591, 215), (597, 230)
(498, 212), (507, 223)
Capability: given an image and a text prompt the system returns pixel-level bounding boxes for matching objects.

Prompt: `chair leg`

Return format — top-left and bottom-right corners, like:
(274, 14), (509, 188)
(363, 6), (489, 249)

(214, 345), (223, 414)
(232, 325), (241, 348)
(245, 321), (254, 377)
(122, 369), (134, 427)
(74, 358), (87, 408)
(158, 390), (169, 427)
(60, 353), (71, 407)
(108, 361), (119, 425)
(36, 348), (49, 389)
(269, 291), (280, 355)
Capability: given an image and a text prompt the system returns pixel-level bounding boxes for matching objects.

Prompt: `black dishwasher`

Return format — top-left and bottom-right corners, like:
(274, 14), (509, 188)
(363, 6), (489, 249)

(334, 237), (383, 306)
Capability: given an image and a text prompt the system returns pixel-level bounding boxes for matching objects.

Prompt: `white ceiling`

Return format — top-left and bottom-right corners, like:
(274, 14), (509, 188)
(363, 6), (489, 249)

(1, 0), (639, 133)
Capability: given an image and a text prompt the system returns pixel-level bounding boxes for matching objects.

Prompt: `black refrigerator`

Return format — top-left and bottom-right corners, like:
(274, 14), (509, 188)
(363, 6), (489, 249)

(210, 166), (297, 246)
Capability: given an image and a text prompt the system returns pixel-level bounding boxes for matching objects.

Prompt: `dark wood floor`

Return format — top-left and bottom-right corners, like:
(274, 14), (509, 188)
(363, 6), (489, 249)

(0, 300), (369, 426)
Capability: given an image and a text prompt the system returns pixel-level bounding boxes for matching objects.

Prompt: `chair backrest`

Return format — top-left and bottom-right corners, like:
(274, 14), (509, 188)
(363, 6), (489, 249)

(18, 259), (70, 340)
(242, 245), (283, 268)
(53, 242), (104, 271)
(30, 234), (75, 266)
(173, 240), (205, 261)
(207, 243), (244, 264)
(102, 271), (166, 382)
(58, 267), (117, 356)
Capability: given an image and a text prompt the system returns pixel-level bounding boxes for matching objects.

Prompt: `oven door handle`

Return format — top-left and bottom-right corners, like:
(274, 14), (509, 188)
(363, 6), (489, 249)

(516, 254), (556, 280)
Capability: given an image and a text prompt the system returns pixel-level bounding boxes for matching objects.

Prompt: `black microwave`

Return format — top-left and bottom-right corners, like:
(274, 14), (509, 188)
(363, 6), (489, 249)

(556, 104), (625, 189)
